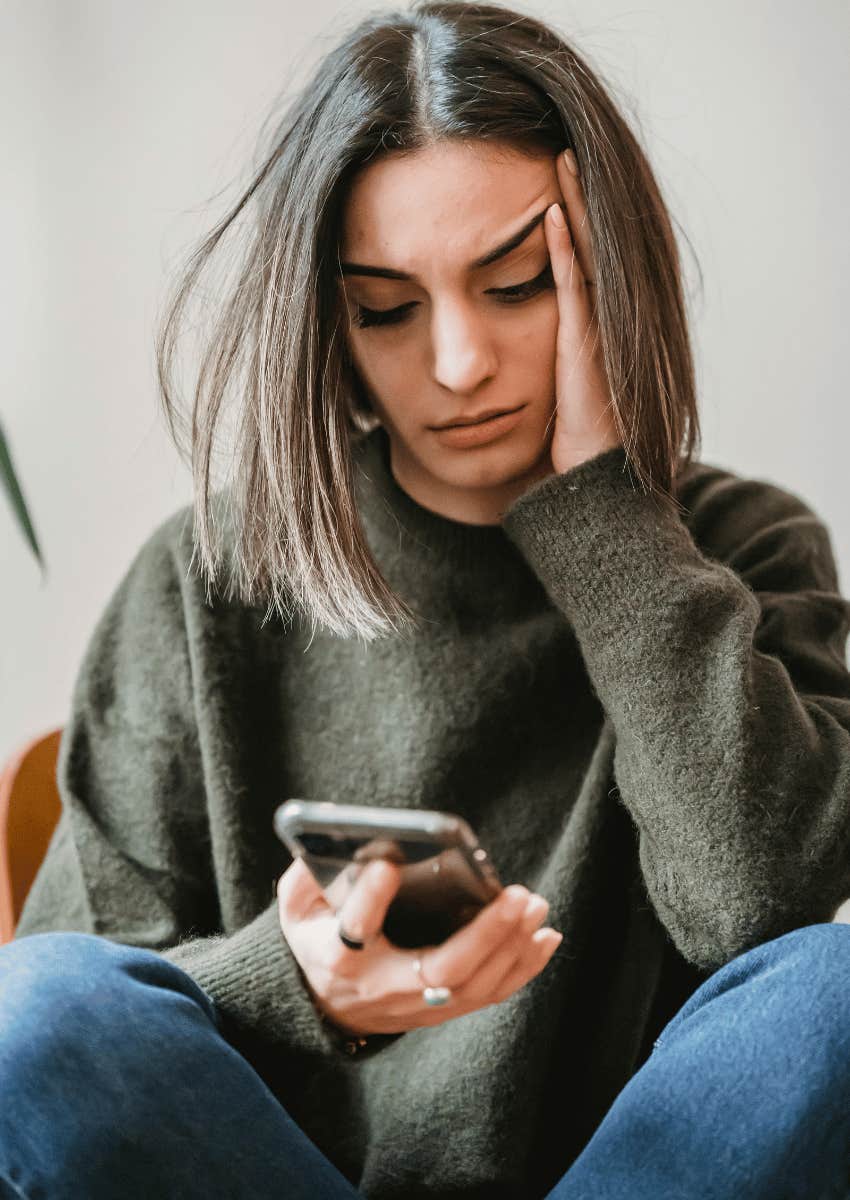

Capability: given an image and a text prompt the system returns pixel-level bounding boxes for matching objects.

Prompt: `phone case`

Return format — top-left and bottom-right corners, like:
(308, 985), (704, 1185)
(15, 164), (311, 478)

(273, 800), (503, 948)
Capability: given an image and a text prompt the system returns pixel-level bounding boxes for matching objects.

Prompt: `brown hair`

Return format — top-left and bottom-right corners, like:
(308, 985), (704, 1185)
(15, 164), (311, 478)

(155, 0), (702, 643)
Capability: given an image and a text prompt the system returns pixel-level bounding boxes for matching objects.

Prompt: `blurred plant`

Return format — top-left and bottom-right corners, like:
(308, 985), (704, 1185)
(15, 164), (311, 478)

(0, 417), (44, 568)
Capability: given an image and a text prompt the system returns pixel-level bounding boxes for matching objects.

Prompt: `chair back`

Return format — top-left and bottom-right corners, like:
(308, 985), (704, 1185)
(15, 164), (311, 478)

(0, 728), (63, 944)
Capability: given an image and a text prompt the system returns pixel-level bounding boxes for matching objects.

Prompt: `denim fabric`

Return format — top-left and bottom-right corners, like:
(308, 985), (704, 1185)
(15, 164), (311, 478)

(1, 923), (849, 1200)
(0, 932), (361, 1200)
(545, 922), (850, 1200)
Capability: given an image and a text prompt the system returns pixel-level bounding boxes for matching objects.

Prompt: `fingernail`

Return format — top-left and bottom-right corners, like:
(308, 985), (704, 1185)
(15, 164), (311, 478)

(524, 895), (548, 919)
(548, 203), (566, 229)
(502, 887), (527, 916)
(563, 149), (579, 177)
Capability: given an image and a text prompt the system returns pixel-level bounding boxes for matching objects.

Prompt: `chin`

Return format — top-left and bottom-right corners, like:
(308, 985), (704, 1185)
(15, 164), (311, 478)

(430, 430), (550, 488)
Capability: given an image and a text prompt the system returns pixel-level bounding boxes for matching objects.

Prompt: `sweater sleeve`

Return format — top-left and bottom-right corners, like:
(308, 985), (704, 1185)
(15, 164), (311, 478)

(501, 445), (850, 971)
(13, 513), (345, 1058)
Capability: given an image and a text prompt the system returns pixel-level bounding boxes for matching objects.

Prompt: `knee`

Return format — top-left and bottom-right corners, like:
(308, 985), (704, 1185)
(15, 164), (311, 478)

(758, 919), (850, 981)
(661, 922), (850, 1056)
(720, 921), (850, 1014)
(0, 932), (218, 1068)
(761, 922), (850, 1035)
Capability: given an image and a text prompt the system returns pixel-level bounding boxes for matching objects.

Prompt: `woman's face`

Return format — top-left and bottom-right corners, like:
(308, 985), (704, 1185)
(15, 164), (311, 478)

(337, 140), (564, 525)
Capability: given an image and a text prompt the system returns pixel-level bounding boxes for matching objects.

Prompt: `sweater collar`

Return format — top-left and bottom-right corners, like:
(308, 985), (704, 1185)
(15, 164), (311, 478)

(351, 424), (547, 611)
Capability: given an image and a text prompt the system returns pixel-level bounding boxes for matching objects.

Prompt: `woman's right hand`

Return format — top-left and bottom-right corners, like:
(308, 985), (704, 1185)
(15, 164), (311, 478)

(276, 856), (563, 1037)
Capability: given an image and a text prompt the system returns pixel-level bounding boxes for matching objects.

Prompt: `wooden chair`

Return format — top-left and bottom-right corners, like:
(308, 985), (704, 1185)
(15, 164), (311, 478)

(0, 728), (62, 945)
(1, 726), (849, 947)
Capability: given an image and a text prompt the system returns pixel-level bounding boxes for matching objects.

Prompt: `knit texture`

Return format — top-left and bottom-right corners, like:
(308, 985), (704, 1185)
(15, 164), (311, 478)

(16, 424), (850, 1199)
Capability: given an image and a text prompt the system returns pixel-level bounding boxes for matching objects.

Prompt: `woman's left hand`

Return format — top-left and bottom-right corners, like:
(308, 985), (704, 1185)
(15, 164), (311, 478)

(543, 149), (622, 474)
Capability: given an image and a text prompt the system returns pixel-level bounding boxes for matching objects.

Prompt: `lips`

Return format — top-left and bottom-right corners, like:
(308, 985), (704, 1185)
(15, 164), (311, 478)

(430, 404), (526, 448)
(434, 405), (523, 429)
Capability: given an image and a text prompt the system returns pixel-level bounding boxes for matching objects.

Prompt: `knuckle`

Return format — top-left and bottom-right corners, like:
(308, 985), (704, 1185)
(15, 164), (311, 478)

(423, 956), (462, 992)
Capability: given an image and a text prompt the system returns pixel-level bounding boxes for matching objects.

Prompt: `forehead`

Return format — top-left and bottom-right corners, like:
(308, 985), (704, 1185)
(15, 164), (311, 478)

(338, 141), (555, 264)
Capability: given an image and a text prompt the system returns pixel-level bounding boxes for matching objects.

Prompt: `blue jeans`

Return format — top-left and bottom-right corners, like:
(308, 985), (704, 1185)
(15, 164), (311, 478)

(1, 925), (849, 1200)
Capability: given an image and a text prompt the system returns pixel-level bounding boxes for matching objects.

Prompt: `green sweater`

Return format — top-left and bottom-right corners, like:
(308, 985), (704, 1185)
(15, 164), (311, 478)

(16, 425), (850, 1199)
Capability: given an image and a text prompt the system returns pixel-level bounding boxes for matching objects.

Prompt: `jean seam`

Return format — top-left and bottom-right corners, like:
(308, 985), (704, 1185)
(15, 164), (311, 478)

(0, 1169), (30, 1200)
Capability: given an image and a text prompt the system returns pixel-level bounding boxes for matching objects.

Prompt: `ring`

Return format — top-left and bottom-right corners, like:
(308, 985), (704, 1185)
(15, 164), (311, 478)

(413, 956), (453, 1007)
(338, 919), (365, 951)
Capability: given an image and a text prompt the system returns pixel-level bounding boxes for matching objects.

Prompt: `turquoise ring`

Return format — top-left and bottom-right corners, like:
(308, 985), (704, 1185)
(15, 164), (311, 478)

(413, 957), (453, 1006)
(423, 985), (452, 1006)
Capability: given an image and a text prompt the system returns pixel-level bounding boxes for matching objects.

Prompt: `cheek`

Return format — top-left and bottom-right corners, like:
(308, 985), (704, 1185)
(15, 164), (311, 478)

(345, 335), (384, 391)
(534, 294), (561, 340)
(346, 336), (415, 415)
(508, 302), (559, 370)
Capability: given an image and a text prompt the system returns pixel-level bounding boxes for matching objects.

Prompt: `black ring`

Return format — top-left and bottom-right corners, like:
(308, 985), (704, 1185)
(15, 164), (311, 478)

(338, 924), (366, 951)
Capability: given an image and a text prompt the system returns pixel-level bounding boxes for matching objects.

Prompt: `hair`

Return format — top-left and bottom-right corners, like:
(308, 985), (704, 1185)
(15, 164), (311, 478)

(155, 0), (702, 644)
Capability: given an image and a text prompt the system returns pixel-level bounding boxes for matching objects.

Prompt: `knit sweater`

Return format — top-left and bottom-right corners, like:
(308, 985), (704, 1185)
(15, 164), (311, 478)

(15, 424), (850, 1199)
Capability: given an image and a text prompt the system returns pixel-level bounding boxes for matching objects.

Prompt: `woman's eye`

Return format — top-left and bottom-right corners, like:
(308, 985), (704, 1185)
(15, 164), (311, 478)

(350, 262), (555, 330)
(352, 301), (417, 330)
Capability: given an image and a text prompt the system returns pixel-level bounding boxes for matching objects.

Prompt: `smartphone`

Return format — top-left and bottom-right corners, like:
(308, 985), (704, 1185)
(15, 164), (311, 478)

(273, 799), (503, 949)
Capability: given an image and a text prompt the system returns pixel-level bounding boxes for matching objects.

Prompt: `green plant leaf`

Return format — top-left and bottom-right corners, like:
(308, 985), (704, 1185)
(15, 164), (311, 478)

(0, 417), (45, 568)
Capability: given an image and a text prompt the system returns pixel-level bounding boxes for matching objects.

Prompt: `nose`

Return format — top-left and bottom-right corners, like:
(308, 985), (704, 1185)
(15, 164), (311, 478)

(430, 299), (498, 396)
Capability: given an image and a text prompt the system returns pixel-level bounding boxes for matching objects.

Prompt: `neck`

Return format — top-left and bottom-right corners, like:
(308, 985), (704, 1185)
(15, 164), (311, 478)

(383, 431), (556, 526)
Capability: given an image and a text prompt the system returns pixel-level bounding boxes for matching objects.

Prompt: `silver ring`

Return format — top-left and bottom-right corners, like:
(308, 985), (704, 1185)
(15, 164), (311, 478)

(413, 956), (453, 1006)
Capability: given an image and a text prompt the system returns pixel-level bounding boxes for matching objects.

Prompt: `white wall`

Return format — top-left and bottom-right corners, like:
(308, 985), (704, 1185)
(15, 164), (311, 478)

(2, 0), (848, 762)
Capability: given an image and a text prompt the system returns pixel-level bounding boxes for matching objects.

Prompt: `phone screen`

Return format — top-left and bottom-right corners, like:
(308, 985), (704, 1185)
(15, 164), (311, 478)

(298, 831), (496, 948)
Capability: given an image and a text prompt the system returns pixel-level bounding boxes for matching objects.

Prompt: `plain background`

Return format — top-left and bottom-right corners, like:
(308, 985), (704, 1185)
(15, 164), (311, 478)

(2, 0), (848, 764)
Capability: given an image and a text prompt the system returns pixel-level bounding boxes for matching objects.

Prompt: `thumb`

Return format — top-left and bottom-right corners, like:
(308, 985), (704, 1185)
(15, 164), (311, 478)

(276, 857), (328, 922)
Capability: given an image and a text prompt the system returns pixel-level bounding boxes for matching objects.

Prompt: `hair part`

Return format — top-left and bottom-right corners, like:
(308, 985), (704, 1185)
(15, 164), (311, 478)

(155, 0), (702, 644)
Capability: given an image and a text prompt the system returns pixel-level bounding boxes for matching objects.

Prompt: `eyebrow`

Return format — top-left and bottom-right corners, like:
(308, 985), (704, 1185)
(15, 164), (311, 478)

(337, 205), (552, 280)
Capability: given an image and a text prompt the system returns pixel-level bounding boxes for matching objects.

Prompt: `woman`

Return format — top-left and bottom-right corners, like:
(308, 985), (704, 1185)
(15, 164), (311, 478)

(5, 2), (850, 1198)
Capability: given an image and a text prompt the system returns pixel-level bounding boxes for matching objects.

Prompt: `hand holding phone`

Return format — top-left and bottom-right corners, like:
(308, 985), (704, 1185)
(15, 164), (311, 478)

(276, 855), (563, 1039)
(274, 799), (515, 949)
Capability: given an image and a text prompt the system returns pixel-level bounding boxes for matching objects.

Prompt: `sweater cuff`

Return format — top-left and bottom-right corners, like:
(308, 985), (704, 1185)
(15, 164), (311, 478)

(161, 902), (398, 1060)
(161, 902), (341, 1056)
(500, 444), (699, 637)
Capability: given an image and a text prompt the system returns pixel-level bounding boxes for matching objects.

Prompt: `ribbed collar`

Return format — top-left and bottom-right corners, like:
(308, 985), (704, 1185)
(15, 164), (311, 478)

(351, 424), (548, 618)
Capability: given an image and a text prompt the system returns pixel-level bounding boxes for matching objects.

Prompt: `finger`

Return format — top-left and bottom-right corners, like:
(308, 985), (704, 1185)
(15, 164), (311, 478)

(488, 928), (563, 1004)
(556, 149), (595, 286)
(544, 202), (597, 384)
(519, 893), (550, 933)
(544, 200), (596, 369)
(455, 937), (524, 1004)
(414, 885), (530, 990)
(455, 896), (551, 1002)
(545, 200), (590, 306)
(276, 856), (328, 922)
(337, 858), (403, 944)
(371, 897), (550, 1025)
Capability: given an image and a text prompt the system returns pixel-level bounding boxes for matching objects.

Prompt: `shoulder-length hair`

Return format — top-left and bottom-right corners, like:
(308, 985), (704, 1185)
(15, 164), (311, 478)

(156, 0), (701, 644)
